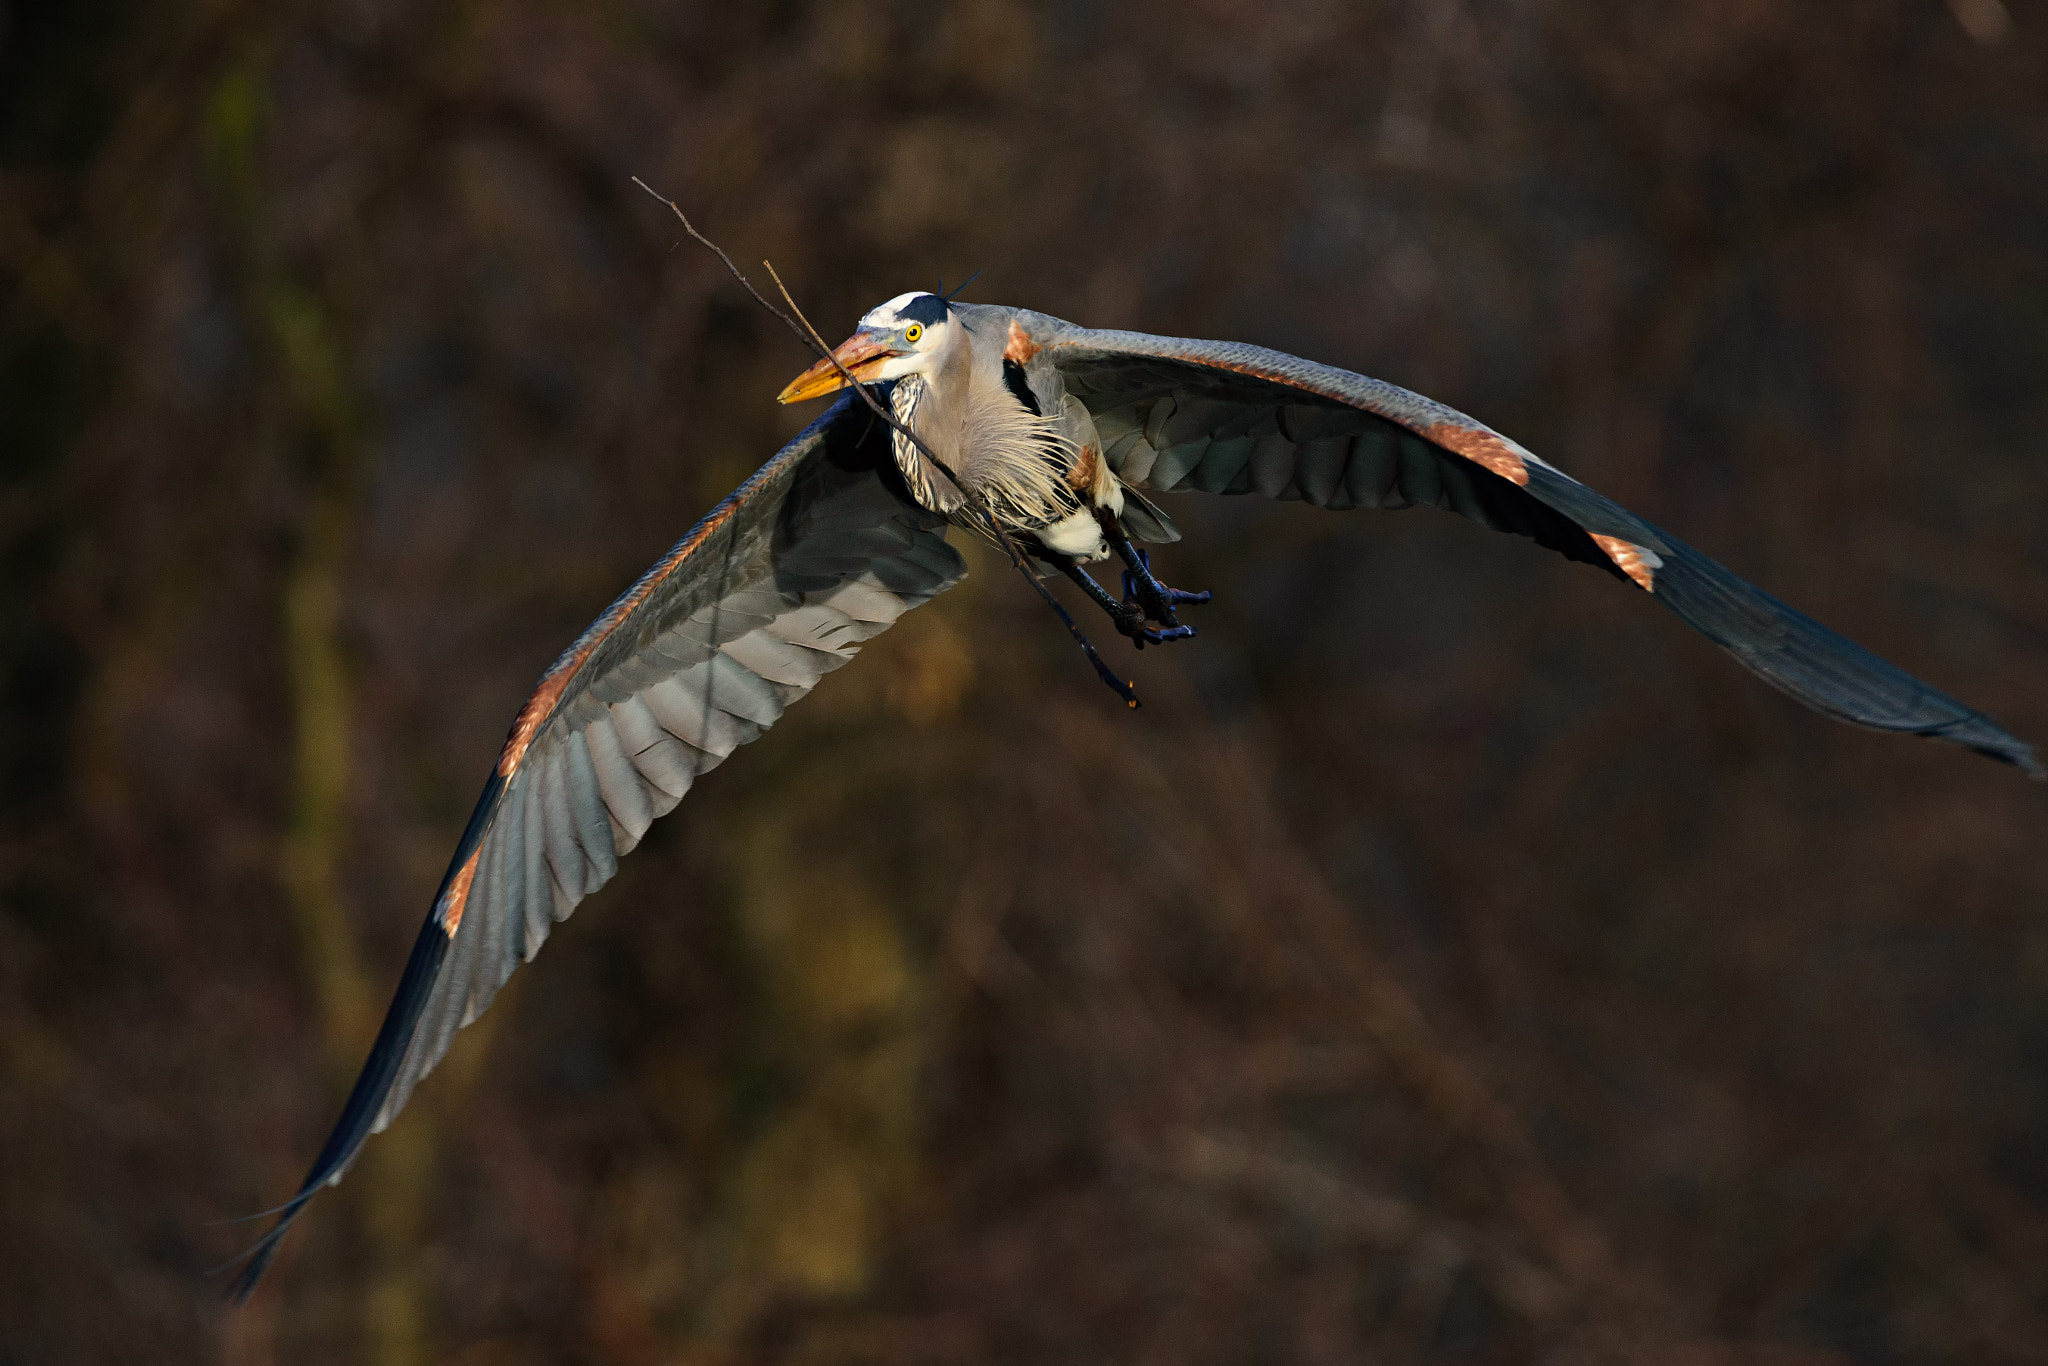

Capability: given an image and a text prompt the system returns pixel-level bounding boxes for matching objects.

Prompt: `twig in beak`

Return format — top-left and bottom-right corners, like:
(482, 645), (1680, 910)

(630, 177), (1140, 707)
(630, 178), (964, 492)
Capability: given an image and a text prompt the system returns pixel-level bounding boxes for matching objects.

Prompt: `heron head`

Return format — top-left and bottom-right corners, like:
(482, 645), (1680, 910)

(775, 291), (954, 403)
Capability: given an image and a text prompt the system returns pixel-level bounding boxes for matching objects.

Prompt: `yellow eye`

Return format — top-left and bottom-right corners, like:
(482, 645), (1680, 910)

(904, 323), (923, 344)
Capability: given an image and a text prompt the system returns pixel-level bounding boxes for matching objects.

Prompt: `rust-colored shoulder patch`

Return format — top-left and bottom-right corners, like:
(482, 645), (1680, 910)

(1421, 423), (1530, 487)
(436, 846), (483, 936)
(1589, 534), (1660, 591)
(1067, 443), (1100, 494)
(1004, 319), (1041, 365)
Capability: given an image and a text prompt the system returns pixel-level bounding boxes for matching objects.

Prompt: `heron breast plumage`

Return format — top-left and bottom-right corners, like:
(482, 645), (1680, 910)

(888, 361), (1094, 549)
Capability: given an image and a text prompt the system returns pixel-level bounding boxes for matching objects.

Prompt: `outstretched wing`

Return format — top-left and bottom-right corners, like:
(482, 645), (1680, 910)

(989, 308), (2039, 777)
(231, 393), (965, 1298)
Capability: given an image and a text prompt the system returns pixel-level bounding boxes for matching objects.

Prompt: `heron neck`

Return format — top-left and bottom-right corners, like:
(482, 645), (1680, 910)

(888, 375), (965, 515)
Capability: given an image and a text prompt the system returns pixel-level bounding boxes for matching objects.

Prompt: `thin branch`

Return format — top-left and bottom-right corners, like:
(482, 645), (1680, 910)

(1012, 567), (1143, 707)
(631, 178), (968, 505)
(631, 178), (1139, 707)
(757, 256), (985, 514)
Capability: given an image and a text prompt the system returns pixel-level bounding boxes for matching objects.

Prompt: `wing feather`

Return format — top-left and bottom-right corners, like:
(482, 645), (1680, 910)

(471, 791), (518, 1017)
(644, 672), (752, 757)
(516, 760), (551, 959)
(561, 728), (618, 891)
(586, 713), (653, 852)
(1250, 435), (1297, 499)
(1294, 434), (1349, 507)
(629, 734), (702, 806)
(722, 628), (833, 689)
(536, 744), (586, 904)
(230, 394), (967, 1299)
(995, 306), (2038, 778)
(1347, 428), (1401, 508)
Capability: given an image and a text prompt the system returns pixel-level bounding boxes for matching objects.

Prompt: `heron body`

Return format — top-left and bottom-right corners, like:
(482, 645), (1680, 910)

(227, 287), (2040, 1301)
(779, 290), (1131, 561)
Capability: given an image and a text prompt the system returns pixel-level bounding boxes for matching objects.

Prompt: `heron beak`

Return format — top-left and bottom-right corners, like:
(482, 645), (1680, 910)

(775, 329), (896, 404)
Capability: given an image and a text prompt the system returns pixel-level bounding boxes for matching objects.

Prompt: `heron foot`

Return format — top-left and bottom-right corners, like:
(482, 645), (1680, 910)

(1049, 557), (1198, 650)
(1098, 517), (1212, 635)
(1119, 548), (1213, 625)
(1113, 606), (1196, 650)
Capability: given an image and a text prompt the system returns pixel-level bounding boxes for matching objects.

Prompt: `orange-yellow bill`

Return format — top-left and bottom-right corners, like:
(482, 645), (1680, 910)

(776, 330), (895, 404)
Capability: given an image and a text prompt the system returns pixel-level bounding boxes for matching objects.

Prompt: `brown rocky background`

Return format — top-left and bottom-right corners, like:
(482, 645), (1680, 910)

(4, 1), (2047, 1361)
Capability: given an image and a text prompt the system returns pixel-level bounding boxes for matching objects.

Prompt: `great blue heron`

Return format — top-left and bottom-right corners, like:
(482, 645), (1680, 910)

(226, 289), (2039, 1299)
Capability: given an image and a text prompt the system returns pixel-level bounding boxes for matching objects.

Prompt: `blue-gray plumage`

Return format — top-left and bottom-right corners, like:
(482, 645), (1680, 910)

(228, 289), (2038, 1305)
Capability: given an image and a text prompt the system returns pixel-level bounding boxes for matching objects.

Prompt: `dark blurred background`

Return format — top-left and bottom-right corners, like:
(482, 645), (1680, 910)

(5, 1), (2048, 1361)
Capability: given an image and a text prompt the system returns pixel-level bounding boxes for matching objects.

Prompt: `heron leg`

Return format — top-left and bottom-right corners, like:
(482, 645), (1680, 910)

(1097, 512), (1212, 628)
(1049, 558), (1195, 649)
